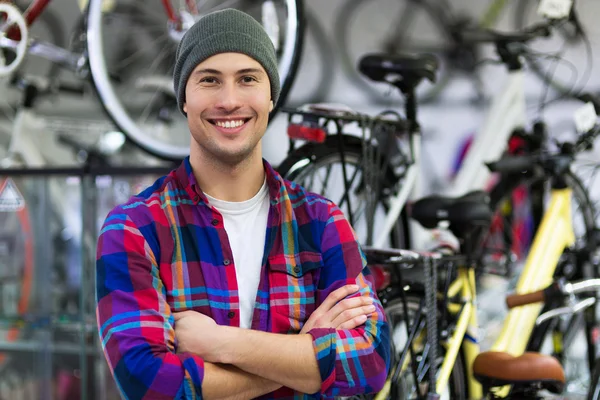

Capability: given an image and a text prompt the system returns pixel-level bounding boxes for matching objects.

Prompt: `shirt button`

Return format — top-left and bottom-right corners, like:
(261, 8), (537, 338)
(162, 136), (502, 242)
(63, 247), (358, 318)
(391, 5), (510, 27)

(223, 259), (231, 266)
(211, 219), (219, 226)
(228, 311), (235, 318)
(293, 266), (301, 274)
(193, 195), (199, 202)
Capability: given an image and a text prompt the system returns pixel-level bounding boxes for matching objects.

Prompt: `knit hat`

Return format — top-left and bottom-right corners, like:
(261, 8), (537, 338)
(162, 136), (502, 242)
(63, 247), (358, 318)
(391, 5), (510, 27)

(173, 8), (281, 116)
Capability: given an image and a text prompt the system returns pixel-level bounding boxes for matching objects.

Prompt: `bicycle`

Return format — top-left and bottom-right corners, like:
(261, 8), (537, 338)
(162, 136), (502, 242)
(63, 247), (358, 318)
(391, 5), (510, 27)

(1, 0), (304, 160)
(366, 118), (600, 399)
(278, 19), (564, 249)
(334, 0), (595, 104)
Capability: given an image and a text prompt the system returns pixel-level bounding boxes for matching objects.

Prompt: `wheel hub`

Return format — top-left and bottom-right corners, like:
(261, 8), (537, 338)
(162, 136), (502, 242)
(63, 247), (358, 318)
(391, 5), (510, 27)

(0, 3), (28, 77)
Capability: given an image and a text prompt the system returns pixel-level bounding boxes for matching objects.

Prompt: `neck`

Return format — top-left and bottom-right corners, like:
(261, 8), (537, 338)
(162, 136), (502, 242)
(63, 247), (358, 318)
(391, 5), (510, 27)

(190, 149), (266, 202)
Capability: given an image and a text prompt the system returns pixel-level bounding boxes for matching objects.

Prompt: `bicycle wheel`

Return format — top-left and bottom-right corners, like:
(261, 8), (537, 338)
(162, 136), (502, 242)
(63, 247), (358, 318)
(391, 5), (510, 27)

(333, 0), (456, 105)
(513, 0), (600, 97)
(480, 169), (597, 399)
(285, 6), (334, 106)
(588, 358), (600, 400)
(382, 294), (467, 399)
(87, 0), (304, 160)
(277, 134), (407, 248)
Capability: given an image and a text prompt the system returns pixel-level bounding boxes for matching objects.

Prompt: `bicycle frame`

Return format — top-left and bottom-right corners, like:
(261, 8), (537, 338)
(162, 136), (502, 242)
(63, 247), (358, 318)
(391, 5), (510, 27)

(18, 0), (180, 26)
(448, 70), (526, 197)
(372, 69), (526, 248)
(375, 187), (575, 399)
(5, 0), (182, 72)
(374, 132), (421, 248)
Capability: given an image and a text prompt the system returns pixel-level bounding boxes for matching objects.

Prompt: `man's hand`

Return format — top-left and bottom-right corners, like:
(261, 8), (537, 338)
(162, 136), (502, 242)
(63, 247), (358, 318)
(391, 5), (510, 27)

(174, 311), (228, 363)
(300, 284), (376, 334)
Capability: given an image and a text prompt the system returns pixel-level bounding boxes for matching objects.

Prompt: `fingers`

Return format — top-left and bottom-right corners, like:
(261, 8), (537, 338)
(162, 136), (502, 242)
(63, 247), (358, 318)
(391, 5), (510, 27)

(319, 284), (360, 312)
(331, 304), (377, 328)
(338, 314), (368, 330)
(173, 310), (196, 321)
(328, 296), (373, 321)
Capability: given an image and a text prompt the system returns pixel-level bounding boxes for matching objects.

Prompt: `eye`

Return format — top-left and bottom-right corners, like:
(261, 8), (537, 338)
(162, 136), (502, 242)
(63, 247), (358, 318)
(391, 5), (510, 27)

(241, 76), (258, 84)
(200, 76), (218, 84)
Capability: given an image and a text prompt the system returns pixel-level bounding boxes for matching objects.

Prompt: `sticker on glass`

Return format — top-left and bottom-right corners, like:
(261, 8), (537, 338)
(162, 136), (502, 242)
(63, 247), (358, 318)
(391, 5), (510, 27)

(0, 178), (25, 212)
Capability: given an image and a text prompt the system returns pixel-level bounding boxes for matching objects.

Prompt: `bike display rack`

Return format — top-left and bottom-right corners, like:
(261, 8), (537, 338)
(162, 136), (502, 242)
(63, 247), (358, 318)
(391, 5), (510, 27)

(0, 164), (171, 400)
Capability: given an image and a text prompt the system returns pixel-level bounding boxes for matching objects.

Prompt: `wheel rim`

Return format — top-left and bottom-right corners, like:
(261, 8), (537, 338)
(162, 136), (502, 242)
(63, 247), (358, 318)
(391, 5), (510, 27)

(284, 151), (403, 247)
(385, 299), (456, 400)
(0, 3), (29, 78)
(87, 0), (301, 160)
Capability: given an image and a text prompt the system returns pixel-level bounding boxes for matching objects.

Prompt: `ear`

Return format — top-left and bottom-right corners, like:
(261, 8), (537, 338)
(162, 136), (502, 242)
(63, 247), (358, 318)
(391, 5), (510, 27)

(183, 102), (188, 113)
(269, 100), (274, 112)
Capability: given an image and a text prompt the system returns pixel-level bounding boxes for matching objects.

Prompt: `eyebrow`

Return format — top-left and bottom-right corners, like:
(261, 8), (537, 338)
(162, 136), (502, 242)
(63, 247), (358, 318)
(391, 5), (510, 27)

(193, 68), (265, 76)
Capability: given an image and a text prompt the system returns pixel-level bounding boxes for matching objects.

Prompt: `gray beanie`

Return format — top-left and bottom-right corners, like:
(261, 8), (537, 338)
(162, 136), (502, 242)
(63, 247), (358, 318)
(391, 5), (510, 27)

(173, 8), (281, 116)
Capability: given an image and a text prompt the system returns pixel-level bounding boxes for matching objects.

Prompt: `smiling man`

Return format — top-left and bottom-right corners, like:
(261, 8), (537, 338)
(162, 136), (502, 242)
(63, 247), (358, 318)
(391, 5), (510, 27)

(96, 8), (389, 400)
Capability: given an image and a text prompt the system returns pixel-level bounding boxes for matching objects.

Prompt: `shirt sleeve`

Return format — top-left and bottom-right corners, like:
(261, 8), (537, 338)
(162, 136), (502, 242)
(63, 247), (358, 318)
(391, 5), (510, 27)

(308, 202), (391, 397)
(96, 207), (205, 400)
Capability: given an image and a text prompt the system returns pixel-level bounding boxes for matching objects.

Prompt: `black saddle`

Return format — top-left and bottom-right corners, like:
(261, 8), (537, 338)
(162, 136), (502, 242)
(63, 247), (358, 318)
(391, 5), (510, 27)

(358, 53), (438, 92)
(411, 191), (492, 238)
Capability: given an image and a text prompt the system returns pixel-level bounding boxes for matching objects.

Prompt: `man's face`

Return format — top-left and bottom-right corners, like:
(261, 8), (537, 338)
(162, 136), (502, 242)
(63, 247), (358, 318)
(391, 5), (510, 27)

(183, 52), (273, 166)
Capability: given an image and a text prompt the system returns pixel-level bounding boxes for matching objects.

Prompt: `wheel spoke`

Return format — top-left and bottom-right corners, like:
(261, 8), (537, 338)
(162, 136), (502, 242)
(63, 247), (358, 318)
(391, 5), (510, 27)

(0, 36), (19, 51)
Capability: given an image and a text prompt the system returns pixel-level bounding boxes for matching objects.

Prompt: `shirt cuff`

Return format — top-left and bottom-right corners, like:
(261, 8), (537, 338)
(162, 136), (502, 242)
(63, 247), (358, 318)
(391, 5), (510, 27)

(308, 328), (337, 393)
(178, 352), (206, 396)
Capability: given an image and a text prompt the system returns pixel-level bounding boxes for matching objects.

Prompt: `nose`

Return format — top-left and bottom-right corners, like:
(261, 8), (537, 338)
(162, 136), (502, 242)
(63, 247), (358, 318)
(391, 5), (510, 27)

(215, 82), (243, 112)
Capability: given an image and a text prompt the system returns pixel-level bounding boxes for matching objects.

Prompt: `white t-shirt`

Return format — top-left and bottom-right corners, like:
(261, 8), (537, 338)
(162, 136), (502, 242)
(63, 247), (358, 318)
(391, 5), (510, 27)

(205, 180), (270, 329)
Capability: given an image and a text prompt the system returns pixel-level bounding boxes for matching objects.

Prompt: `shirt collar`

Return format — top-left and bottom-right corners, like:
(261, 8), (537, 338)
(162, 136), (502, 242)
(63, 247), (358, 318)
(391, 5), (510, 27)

(175, 156), (284, 206)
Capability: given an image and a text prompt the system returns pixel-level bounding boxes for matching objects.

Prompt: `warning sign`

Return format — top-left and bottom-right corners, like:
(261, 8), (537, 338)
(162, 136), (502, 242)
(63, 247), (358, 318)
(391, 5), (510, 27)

(0, 178), (26, 212)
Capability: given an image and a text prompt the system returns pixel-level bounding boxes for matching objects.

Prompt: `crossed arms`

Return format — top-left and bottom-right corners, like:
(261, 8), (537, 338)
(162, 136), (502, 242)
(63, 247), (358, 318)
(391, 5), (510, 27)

(173, 285), (376, 399)
(96, 205), (390, 399)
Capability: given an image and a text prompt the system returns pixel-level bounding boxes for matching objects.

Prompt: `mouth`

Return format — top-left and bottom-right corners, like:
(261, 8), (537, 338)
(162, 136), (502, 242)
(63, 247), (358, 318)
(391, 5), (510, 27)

(208, 117), (252, 133)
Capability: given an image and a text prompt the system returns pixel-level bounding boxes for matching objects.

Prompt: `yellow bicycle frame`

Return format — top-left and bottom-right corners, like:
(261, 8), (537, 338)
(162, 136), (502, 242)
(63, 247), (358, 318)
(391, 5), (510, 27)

(375, 188), (575, 400)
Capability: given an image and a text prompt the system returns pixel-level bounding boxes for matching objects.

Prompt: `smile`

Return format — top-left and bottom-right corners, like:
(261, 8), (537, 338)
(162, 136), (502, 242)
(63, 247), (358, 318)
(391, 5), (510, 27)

(208, 118), (251, 130)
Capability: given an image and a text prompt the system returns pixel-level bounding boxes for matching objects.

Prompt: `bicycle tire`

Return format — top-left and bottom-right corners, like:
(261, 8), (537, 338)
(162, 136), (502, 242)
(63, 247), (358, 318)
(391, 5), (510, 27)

(86, 0), (304, 161)
(513, 0), (599, 98)
(382, 294), (467, 399)
(277, 134), (407, 248)
(588, 358), (600, 400)
(285, 6), (334, 106)
(333, 0), (453, 105)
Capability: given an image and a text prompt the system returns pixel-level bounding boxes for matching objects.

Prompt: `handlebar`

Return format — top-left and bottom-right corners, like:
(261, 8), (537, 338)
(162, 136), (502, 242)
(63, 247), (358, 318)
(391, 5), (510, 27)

(505, 278), (600, 325)
(486, 155), (537, 174)
(487, 122), (600, 175)
(460, 22), (552, 45)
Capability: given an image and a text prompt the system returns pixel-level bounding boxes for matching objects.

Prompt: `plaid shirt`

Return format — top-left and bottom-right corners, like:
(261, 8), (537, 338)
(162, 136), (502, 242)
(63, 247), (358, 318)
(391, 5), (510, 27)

(96, 158), (390, 399)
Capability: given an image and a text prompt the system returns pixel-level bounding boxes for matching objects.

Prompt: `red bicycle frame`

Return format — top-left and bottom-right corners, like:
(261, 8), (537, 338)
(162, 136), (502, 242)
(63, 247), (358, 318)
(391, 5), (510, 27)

(5, 0), (191, 40)
(16, 0), (190, 27)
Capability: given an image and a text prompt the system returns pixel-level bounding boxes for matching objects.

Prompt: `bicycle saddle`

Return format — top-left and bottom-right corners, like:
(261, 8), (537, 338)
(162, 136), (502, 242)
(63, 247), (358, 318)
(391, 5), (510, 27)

(358, 53), (438, 91)
(410, 190), (492, 231)
(473, 351), (565, 394)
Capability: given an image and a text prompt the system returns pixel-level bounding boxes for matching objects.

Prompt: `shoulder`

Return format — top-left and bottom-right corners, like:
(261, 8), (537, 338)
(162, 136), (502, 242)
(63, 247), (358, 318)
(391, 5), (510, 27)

(279, 177), (342, 222)
(100, 169), (186, 234)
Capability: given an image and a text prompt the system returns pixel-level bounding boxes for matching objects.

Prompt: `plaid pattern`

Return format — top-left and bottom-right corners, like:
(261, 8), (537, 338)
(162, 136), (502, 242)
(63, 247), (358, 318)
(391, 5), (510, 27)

(96, 157), (390, 399)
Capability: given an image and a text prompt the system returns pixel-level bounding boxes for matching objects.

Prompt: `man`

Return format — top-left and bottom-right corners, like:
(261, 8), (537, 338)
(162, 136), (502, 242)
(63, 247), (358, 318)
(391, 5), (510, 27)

(96, 9), (390, 399)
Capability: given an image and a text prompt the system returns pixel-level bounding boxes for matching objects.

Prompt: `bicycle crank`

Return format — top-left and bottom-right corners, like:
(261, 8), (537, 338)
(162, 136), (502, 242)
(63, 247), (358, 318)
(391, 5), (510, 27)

(0, 2), (28, 77)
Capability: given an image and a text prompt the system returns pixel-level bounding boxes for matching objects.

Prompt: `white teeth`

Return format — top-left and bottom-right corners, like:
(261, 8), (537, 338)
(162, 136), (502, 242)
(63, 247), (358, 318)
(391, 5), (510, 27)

(215, 120), (245, 128)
